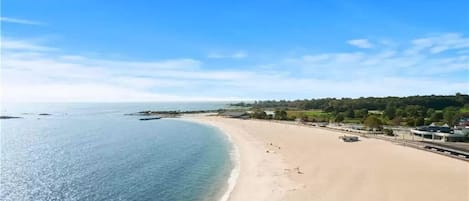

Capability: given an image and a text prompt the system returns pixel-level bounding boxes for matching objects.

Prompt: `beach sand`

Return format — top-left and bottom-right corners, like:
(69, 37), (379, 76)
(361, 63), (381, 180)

(189, 116), (469, 201)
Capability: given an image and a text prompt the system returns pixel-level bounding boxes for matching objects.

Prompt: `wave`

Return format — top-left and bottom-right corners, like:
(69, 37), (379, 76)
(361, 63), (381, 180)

(173, 118), (240, 201)
(218, 131), (240, 201)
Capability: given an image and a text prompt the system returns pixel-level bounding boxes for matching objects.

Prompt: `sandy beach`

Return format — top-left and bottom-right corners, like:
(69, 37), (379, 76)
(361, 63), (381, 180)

(189, 116), (469, 201)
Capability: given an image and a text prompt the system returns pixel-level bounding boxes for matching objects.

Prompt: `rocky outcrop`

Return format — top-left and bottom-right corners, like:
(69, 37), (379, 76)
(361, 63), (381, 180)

(0, 116), (22, 119)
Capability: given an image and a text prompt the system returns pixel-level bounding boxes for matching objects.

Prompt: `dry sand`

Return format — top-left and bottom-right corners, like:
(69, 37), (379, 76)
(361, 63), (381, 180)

(189, 116), (469, 201)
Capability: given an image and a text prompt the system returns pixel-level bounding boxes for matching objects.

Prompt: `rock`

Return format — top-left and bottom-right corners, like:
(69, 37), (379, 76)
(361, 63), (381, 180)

(0, 116), (22, 119)
(139, 117), (162, 121)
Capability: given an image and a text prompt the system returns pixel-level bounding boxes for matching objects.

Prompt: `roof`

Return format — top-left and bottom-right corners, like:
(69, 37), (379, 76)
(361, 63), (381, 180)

(220, 111), (247, 117)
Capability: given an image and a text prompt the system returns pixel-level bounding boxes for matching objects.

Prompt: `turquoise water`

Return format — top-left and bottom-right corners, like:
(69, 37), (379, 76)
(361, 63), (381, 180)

(1, 103), (233, 201)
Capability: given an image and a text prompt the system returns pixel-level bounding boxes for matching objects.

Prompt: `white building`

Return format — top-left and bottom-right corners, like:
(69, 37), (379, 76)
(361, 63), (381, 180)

(410, 124), (466, 142)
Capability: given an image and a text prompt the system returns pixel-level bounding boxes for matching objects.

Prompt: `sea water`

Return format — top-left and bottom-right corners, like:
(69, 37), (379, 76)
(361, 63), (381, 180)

(1, 102), (234, 201)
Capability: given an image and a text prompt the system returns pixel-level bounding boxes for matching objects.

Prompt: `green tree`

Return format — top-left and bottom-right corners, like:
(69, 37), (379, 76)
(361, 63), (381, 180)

(335, 114), (345, 123)
(252, 111), (267, 119)
(406, 118), (416, 127)
(248, 94), (469, 112)
(426, 108), (435, 117)
(384, 103), (397, 119)
(396, 108), (407, 117)
(430, 112), (443, 122)
(355, 109), (368, 118)
(300, 102), (314, 110)
(383, 128), (394, 136)
(300, 113), (309, 122)
(405, 105), (420, 118)
(345, 109), (355, 118)
(443, 107), (459, 126)
(391, 116), (402, 126)
(455, 92), (465, 105)
(415, 117), (425, 126)
(274, 110), (288, 120)
(364, 115), (383, 129)
(324, 106), (334, 113)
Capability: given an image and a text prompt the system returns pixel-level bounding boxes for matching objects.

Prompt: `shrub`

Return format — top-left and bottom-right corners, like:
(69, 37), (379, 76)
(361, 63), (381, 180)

(383, 128), (394, 136)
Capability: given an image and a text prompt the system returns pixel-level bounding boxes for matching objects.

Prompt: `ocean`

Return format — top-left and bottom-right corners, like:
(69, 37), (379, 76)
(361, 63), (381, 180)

(1, 102), (234, 201)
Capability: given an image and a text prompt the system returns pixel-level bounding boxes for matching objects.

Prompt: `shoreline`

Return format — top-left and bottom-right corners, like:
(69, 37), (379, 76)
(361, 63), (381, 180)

(215, 125), (240, 201)
(186, 116), (468, 201)
(176, 118), (241, 201)
(184, 116), (292, 201)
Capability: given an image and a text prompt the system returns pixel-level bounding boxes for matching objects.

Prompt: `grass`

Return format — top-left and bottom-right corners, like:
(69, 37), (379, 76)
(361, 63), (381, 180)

(343, 118), (362, 124)
(460, 107), (469, 113)
(287, 110), (331, 121)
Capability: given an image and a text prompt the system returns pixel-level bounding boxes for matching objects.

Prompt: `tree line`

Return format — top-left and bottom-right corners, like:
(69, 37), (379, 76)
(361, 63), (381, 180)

(232, 93), (469, 126)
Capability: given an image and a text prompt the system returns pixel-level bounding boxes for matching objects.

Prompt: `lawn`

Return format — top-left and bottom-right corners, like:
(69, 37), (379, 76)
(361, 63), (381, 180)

(287, 110), (331, 121)
(460, 107), (469, 113)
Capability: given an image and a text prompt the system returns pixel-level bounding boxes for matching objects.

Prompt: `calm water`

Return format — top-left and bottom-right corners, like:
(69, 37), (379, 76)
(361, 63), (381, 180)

(1, 103), (233, 201)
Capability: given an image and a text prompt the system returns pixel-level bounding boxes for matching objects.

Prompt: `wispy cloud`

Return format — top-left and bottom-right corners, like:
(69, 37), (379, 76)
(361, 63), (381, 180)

(1, 38), (253, 102)
(208, 51), (247, 59)
(286, 36), (469, 79)
(1, 33), (468, 102)
(0, 17), (42, 25)
(347, 39), (374, 48)
(1, 38), (57, 51)
(405, 33), (469, 55)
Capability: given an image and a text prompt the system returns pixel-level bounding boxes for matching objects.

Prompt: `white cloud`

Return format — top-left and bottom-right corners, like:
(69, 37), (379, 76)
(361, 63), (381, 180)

(0, 38), (256, 102)
(405, 33), (469, 55)
(1, 38), (57, 51)
(286, 33), (469, 78)
(0, 17), (42, 25)
(1, 33), (468, 102)
(232, 51), (247, 58)
(208, 51), (247, 59)
(347, 39), (374, 48)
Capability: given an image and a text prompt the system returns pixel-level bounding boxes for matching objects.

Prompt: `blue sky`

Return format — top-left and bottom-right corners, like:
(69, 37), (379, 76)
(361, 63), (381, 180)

(1, 0), (468, 102)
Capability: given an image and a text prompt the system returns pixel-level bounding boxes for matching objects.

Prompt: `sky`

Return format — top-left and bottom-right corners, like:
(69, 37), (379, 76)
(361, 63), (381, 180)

(1, 0), (468, 102)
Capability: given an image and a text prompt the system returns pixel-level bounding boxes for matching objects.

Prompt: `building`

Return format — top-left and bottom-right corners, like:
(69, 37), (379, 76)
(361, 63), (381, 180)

(220, 111), (249, 119)
(410, 123), (466, 142)
(457, 117), (469, 127)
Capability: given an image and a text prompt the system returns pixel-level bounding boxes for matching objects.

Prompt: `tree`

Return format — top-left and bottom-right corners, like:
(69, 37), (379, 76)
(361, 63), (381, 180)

(356, 109), (368, 118)
(443, 107), (459, 126)
(252, 111), (267, 119)
(241, 95), (469, 126)
(345, 109), (355, 118)
(415, 117), (425, 126)
(384, 103), (397, 119)
(274, 110), (288, 120)
(405, 105), (421, 118)
(300, 102), (314, 110)
(247, 94), (469, 112)
(364, 115), (383, 129)
(324, 106), (334, 113)
(430, 112), (443, 122)
(426, 108), (435, 117)
(406, 118), (416, 127)
(383, 128), (394, 136)
(391, 116), (402, 126)
(455, 92), (465, 105)
(396, 108), (407, 117)
(335, 114), (345, 123)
